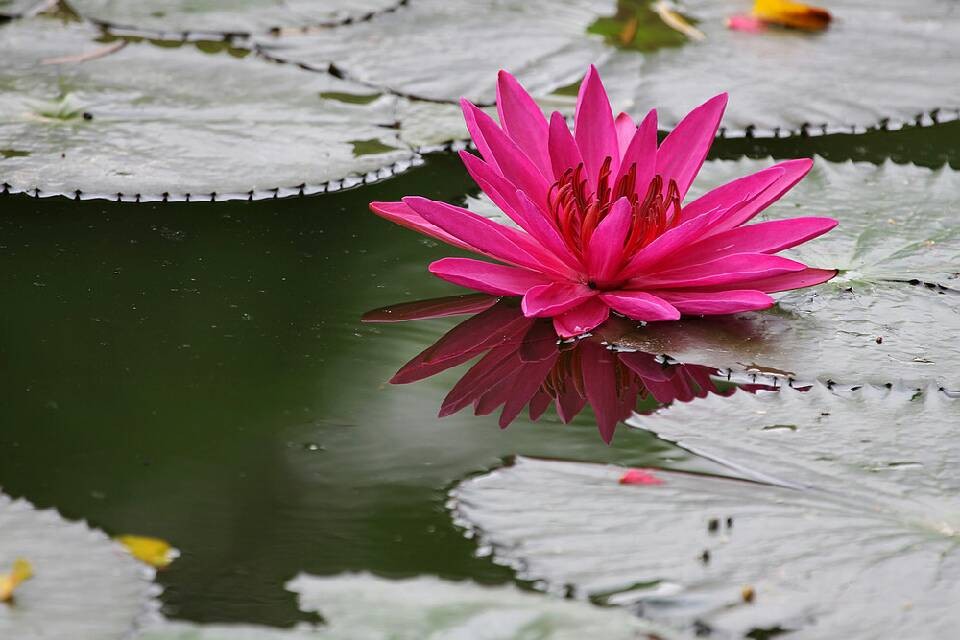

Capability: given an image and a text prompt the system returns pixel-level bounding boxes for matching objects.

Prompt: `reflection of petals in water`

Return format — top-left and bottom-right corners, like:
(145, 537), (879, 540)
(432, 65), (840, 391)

(365, 297), (781, 443)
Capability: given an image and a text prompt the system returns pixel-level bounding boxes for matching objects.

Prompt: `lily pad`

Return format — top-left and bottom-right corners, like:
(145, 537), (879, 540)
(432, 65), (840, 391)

(255, 0), (960, 138)
(71, 0), (408, 39)
(0, 492), (158, 639)
(452, 385), (960, 637)
(0, 18), (420, 200)
(133, 573), (679, 639)
(602, 157), (960, 388)
(598, 0), (960, 135)
(253, 0), (613, 105)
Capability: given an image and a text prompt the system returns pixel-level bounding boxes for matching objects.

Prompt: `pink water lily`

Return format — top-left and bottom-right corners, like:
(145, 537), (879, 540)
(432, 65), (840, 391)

(371, 66), (837, 337)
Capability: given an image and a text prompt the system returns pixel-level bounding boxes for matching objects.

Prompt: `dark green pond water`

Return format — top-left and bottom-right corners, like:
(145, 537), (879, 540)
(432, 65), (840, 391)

(1, 123), (958, 626)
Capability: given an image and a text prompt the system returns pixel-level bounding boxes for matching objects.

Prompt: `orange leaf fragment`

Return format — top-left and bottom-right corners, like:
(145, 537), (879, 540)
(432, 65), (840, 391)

(752, 0), (832, 31)
(116, 535), (180, 569)
(0, 558), (34, 603)
(618, 468), (664, 485)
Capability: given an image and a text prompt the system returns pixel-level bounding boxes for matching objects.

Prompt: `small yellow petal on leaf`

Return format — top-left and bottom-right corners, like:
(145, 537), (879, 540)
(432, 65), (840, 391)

(753, 0), (832, 31)
(0, 558), (34, 603)
(653, 1), (706, 41)
(116, 535), (179, 569)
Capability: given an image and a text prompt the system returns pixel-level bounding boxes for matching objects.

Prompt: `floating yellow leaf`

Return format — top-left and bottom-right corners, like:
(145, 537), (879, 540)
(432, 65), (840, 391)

(0, 558), (34, 603)
(753, 0), (832, 31)
(116, 535), (179, 569)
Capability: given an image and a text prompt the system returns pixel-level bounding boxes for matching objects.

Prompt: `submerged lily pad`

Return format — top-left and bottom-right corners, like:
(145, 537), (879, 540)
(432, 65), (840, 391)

(134, 573), (677, 639)
(0, 18), (420, 200)
(0, 492), (157, 639)
(452, 385), (960, 637)
(598, 0), (960, 135)
(71, 0), (408, 38)
(604, 158), (960, 388)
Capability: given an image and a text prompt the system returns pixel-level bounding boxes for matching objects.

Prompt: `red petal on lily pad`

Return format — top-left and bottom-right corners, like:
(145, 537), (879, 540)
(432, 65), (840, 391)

(618, 468), (664, 486)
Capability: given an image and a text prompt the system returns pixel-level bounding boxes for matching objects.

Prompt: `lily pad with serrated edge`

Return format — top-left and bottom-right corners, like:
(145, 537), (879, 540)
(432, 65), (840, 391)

(132, 573), (682, 639)
(605, 157), (960, 388)
(70, 0), (409, 40)
(0, 492), (159, 640)
(256, 0), (960, 141)
(0, 17), (421, 201)
(597, 0), (960, 136)
(451, 386), (960, 637)
(252, 0), (614, 106)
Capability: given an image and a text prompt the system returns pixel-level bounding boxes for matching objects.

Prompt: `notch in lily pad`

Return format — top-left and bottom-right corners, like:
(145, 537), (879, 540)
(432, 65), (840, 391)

(350, 138), (399, 157)
(588, 0), (701, 52)
(320, 91), (382, 105)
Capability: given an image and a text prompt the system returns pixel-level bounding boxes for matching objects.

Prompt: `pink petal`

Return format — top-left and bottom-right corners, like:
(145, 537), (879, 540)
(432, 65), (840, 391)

(552, 297), (611, 337)
(632, 253), (806, 289)
(656, 93), (727, 199)
(404, 196), (568, 275)
(675, 217), (838, 265)
(684, 159), (814, 235)
(370, 200), (472, 252)
(440, 346), (521, 417)
(600, 291), (680, 321)
(586, 197), (633, 283)
(429, 257), (553, 296)
(617, 351), (672, 382)
(522, 281), (595, 317)
(580, 340), (621, 443)
(614, 111), (636, 158)
(498, 353), (560, 428)
(390, 303), (532, 384)
(548, 110), (584, 181)
(649, 289), (775, 315)
(619, 468), (664, 485)
(515, 190), (584, 271)
(722, 267), (838, 293)
(575, 65), (619, 188)
(615, 109), (658, 195)
(555, 385), (588, 423)
(727, 14), (766, 32)
(459, 151), (525, 223)
(529, 389), (552, 421)
(362, 294), (497, 323)
(463, 100), (551, 209)
(618, 166), (784, 278)
(461, 100), (499, 174)
(678, 164), (786, 224)
(496, 70), (552, 179)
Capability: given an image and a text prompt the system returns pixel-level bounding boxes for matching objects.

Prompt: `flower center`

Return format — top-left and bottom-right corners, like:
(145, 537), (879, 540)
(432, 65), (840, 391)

(546, 158), (683, 265)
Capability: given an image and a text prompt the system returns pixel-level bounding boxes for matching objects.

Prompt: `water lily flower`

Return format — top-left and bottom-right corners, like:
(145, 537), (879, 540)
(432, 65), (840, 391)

(371, 66), (837, 338)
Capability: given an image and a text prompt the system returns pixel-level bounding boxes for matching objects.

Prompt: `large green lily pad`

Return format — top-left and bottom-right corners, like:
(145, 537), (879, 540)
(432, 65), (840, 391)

(253, 0), (612, 105)
(134, 573), (679, 639)
(256, 0), (960, 139)
(605, 158), (960, 388)
(0, 17), (420, 200)
(452, 385), (960, 636)
(0, 492), (158, 639)
(71, 0), (408, 39)
(602, 0), (960, 135)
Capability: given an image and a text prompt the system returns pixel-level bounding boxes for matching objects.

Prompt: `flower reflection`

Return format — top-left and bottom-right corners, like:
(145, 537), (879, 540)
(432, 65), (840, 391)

(365, 296), (773, 443)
